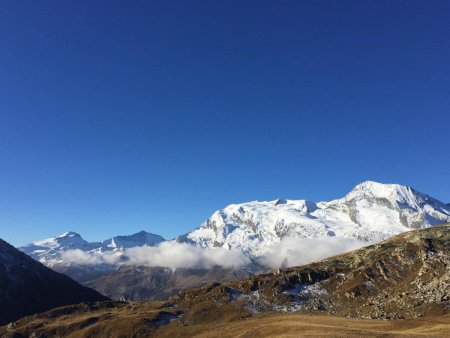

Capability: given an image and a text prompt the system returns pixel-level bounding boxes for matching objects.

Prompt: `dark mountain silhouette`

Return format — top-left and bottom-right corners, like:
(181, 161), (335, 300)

(0, 238), (108, 325)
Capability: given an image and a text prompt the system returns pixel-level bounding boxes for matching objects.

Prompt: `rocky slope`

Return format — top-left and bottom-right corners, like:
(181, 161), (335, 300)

(0, 238), (108, 326)
(171, 224), (450, 322)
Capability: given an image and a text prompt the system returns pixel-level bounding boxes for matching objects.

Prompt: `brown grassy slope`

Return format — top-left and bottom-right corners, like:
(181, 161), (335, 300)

(155, 313), (450, 337)
(0, 301), (179, 338)
(2, 302), (449, 338)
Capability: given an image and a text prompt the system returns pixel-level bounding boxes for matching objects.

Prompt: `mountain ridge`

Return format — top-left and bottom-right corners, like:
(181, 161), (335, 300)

(182, 181), (450, 256)
(20, 181), (450, 263)
(16, 181), (450, 302)
(0, 237), (108, 325)
(20, 230), (165, 266)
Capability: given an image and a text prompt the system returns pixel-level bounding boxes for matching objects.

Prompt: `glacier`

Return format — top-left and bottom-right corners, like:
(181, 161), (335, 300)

(181, 181), (450, 257)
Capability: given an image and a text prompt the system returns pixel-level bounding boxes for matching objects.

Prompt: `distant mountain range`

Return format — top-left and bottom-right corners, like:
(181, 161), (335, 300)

(0, 238), (107, 326)
(21, 230), (165, 266)
(20, 181), (450, 263)
(17, 181), (450, 300)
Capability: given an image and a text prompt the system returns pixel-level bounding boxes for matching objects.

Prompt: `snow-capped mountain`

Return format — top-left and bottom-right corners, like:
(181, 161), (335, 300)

(16, 181), (450, 302)
(19, 181), (450, 264)
(101, 231), (165, 249)
(20, 232), (100, 264)
(20, 230), (165, 266)
(182, 181), (450, 256)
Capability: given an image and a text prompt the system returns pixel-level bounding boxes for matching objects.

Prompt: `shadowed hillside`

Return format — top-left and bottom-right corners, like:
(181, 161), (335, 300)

(0, 238), (108, 326)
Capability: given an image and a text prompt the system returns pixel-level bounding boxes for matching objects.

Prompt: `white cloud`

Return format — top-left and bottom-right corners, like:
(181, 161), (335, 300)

(59, 237), (369, 270)
(123, 242), (251, 269)
(259, 236), (370, 269)
(60, 249), (121, 265)
(60, 242), (251, 269)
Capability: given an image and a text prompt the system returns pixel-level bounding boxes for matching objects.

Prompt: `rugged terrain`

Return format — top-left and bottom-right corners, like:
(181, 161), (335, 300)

(3, 225), (449, 337)
(172, 224), (450, 321)
(0, 238), (108, 326)
(17, 181), (450, 301)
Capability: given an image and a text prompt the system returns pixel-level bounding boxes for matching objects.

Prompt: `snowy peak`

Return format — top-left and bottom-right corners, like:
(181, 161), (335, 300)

(20, 231), (100, 264)
(344, 181), (430, 207)
(51, 231), (89, 246)
(36, 231), (84, 245)
(273, 198), (287, 205)
(336, 181), (450, 229)
(347, 181), (412, 199)
(23, 231), (95, 252)
(184, 181), (450, 256)
(61, 231), (81, 237)
(344, 181), (449, 209)
(19, 229), (165, 266)
(102, 231), (165, 249)
(17, 181), (450, 267)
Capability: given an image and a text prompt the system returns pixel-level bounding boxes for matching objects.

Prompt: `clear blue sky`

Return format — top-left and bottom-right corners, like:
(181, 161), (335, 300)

(1, 1), (449, 246)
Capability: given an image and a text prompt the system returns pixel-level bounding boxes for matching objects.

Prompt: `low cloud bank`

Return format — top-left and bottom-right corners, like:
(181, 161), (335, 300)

(60, 242), (251, 269)
(60, 236), (370, 270)
(259, 236), (369, 269)
(60, 249), (122, 266)
(124, 242), (251, 269)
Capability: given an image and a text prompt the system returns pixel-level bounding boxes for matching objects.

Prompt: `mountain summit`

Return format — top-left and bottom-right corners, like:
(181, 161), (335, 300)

(20, 230), (165, 266)
(101, 231), (165, 249)
(183, 181), (450, 256)
(21, 181), (450, 262)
